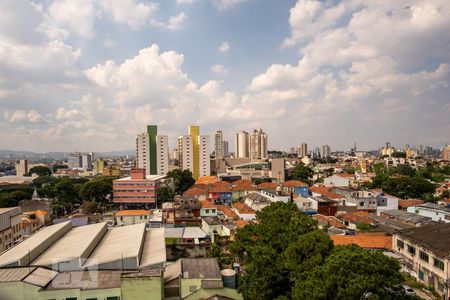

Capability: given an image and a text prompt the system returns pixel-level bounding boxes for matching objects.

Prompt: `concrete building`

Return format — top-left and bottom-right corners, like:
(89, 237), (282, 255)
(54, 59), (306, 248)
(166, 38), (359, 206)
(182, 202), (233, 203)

(0, 207), (23, 252)
(81, 153), (92, 171)
(223, 140), (229, 157)
(136, 125), (169, 176)
(112, 169), (165, 205)
(393, 223), (450, 299)
(178, 126), (210, 179)
(297, 143), (308, 158)
(215, 130), (224, 159)
(235, 131), (249, 158)
(443, 145), (450, 161)
(93, 158), (105, 175)
(15, 160), (28, 176)
(407, 203), (450, 223)
(115, 210), (152, 226)
(322, 144), (331, 158)
(249, 128), (268, 160)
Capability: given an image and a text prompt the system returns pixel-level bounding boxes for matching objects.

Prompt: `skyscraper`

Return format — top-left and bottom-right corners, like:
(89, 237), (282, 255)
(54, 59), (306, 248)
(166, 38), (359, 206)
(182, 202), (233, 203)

(178, 125), (210, 179)
(297, 143), (308, 158)
(223, 140), (229, 157)
(321, 144), (331, 158)
(15, 159), (28, 176)
(215, 130), (224, 159)
(136, 125), (169, 175)
(249, 128), (268, 160)
(235, 131), (249, 158)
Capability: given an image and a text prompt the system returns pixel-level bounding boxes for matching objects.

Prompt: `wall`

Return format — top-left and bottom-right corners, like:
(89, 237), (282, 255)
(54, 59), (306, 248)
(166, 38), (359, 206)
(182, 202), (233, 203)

(121, 276), (163, 300)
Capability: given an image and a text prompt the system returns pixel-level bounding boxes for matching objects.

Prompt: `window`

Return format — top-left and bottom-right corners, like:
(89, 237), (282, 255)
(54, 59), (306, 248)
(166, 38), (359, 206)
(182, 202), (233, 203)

(434, 258), (444, 270)
(419, 251), (429, 262)
(86, 298), (97, 300)
(65, 298), (77, 300)
(407, 245), (416, 256)
(106, 297), (120, 300)
(189, 286), (197, 293)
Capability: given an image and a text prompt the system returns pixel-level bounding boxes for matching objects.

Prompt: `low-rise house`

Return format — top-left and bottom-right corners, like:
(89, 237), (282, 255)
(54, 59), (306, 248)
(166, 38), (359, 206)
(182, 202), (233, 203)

(309, 186), (344, 203)
(282, 180), (309, 197)
(201, 217), (231, 243)
(393, 223), (450, 299)
(231, 180), (256, 201)
(164, 258), (242, 300)
(256, 182), (278, 190)
(407, 203), (450, 223)
(232, 202), (256, 221)
(183, 187), (208, 201)
(297, 195), (338, 216)
(379, 210), (434, 228)
(200, 200), (218, 217)
(244, 193), (272, 212)
(258, 189), (290, 203)
(115, 210), (151, 226)
(217, 205), (238, 221)
(208, 182), (233, 205)
(21, 210), (49, 236)
(323, 173), (353, 187)
(164, 227), (209, 245)
(339, 211), (375, 230)
(313, 214), (345, 229)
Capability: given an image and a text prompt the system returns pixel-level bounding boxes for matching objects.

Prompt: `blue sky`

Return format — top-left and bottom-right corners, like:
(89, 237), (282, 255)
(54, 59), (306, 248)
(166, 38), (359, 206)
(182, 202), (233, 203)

(0, 0), (449, 152)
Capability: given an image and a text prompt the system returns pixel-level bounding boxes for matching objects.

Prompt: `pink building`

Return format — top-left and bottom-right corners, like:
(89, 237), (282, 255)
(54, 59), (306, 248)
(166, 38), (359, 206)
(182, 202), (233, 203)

(113, 169), (165, 205)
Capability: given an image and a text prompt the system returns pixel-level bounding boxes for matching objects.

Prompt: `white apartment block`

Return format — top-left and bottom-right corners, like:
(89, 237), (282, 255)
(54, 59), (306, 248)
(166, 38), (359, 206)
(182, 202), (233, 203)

(199, 135), (211, 177)
(15, 160), (28, 176)
(235, 131), (249, 158)
(136, 132), (169, 175)
(249, 128), (268, 160)
(178, 135), (194, 173)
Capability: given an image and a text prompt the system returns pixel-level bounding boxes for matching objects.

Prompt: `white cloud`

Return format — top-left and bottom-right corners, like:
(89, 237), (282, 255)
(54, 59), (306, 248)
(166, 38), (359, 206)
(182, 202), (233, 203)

(176, 0), (248, 10)
(98, 0), (158, 29)
(151, 12), (187, 31)
(4, 110), (43, 123)
(219, 41), (230, 52)
(48, 0), (96, 38)
(211, 64), (229, 75)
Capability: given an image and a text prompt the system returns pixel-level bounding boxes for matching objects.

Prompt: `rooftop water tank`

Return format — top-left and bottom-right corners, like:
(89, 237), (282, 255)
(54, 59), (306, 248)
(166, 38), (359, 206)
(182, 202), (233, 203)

(221, 269), (237, 289)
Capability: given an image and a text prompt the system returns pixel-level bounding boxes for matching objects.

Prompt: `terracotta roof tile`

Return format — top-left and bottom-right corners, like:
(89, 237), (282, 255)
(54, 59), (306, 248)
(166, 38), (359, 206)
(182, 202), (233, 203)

(233, 202), (256, 214)
(232, 179), (253, 186)
(398, 199), (424, 208)
(235, 219), (249, 228)
(331, 234), (392, 250)
(283, 180), (308, 188)
(184, 187), (208, 196)
(340, 211), (373, 224)
(217, 205), (238, 219)
(313, 214), (345, 228)
(257, 182), (277, 189)
(115, 210), (151, 216)
(200, 200), (217, 209)
(196, 176), (220, 185)
(310, 186), (342, 199)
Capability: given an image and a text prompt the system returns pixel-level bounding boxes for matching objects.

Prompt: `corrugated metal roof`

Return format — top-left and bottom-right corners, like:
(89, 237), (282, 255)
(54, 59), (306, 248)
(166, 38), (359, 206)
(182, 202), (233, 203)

(140, 228), (166, 268)
(83, 223), (146, 269)
(183, 227), (207, 239)
(164, 227), (184, 238)
(32, 222), (107, 267)
(0, 267), (34, 282)
(23, 267), (58, 287)
(0, 221), (72, 267)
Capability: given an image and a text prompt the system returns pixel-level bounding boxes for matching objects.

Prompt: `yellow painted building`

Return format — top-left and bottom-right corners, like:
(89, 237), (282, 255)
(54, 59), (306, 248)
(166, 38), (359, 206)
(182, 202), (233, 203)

(189, 125), (200, 179)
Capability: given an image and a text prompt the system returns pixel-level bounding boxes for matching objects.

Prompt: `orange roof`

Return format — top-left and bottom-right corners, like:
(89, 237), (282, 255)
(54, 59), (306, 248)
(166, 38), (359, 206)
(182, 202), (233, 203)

(233, 202), (256, 214)
(209, 185), (232, 193)
(217, 205), (238, 219)
(232, 182), (256, 192)
(115, 210), (151, 216)
(235, 219), (249, 228)
(398, 199), (424, 208)
(35, 210), (48, 216)
(283, 180), (308, 188)
(184, 187), (208, 196)
(313, 214), (345, 228)
(212, 181), (232, 188)
(257, 182), (277, 189)
(200, 200), (217, 209)
(331, 234), (392, 250)
(337, 173), (354, 178)
(196, 176), (220, 185)
(192, 183), (209, 190)
(310, 186), (342, 199)
(340, 211), (373, 224)
(232, 179), (253, 185)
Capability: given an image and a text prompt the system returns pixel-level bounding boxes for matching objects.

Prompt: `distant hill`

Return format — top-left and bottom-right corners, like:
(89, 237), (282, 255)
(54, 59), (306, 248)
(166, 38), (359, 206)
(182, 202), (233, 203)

(0, 149), (135, 160)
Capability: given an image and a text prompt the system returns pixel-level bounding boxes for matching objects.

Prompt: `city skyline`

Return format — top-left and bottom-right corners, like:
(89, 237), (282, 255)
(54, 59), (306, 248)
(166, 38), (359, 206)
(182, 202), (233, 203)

(1, 0), (449, 152)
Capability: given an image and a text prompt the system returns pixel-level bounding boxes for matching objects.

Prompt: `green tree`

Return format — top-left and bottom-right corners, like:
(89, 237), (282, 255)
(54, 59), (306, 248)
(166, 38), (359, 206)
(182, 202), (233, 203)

(381, 177), (435, 199)
(292, 245), (405, 300)
(28, 166), (52, 177)
(291, 165), (314, 184)
(157, 184), (175, 205)
(357, 222), (371, 231)
(0, 189), (33, 207)
(81, 200), (101, 214)
(52, 164), (68, 173)
(391, 151), (406, 158)
(166, 169), (195, 194)
(79, 176), (113, 204)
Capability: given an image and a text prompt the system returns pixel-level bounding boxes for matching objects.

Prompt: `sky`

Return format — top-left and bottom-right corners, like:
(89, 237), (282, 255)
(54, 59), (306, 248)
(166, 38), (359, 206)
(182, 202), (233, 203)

(0, 0), (449, 153)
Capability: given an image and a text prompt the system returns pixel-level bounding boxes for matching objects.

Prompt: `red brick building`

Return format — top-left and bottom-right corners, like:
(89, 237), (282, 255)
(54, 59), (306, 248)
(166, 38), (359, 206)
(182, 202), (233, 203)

(112, 169), (165, 205)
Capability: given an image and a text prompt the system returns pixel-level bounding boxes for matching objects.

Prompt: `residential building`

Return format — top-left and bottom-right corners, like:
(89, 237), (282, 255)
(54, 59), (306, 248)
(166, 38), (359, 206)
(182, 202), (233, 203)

(201, 217), (231, 243)
(258, 189), (290, 203)
(235, 131), (249, 158)
(81, 153), (92, 171)
(178, 126), (210, 179)
(115, 210), (152, 226)
(393, 223), (450, 299)
(407, 203), (450, 223)
(215, 130), (224, 159)
(219, 158), (285, 183)
(443, 145), (450, 160)
(15, 160), (28, 176)
(136, 125), (169, 175)
(200, 200), (218, 217)
(282, 180), (309, 197)
(0, 207), (22, 252)
(244, 192), (273, 212)
(323, 174), (353, 187)
(321, 144), (331, 158)
(223, 140), (229, 157)
(93, 158), (105, 175)
(112, 169), (165, 206)
(249, 128), (268, 160)
(298, 143), (308, 158)
(232, 202), (256, 221)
